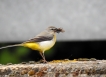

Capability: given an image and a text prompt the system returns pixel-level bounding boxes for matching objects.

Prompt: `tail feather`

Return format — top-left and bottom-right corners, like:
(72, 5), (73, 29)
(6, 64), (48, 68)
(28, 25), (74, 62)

(0, 44), (22, 49)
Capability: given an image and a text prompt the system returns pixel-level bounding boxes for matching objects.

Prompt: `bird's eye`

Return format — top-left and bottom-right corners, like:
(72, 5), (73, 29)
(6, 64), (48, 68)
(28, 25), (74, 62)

(51, 28), (54, 30)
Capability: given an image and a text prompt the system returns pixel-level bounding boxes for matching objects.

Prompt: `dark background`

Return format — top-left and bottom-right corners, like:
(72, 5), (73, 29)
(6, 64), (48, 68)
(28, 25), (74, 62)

(0, 41), (105, 64)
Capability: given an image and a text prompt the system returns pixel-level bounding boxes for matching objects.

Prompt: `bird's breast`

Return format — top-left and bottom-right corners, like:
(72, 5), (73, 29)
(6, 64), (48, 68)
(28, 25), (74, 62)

(39, 34), (56, 51)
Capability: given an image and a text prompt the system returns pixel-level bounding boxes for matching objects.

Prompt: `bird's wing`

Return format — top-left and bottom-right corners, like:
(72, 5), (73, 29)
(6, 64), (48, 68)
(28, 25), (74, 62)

(26, 36), (53, 42)
(24, 30), (54, 43)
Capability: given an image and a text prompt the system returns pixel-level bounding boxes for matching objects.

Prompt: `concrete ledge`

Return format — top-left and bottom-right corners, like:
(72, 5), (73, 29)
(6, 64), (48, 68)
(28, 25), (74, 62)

(0, 60), (106, 77)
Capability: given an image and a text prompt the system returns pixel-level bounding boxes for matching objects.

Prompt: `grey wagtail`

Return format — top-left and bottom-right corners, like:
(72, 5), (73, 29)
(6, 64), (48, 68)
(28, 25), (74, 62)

(0, 26), (64, 62)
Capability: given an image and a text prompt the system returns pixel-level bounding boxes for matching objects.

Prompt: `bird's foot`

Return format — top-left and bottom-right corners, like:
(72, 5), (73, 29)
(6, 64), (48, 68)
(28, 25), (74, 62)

(40, 59), (48, 63)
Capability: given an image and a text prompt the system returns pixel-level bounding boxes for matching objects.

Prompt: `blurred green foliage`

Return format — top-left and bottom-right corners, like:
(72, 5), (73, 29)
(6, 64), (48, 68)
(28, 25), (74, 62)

(0, 43), (56, 64)
(0, 45), (30, 64)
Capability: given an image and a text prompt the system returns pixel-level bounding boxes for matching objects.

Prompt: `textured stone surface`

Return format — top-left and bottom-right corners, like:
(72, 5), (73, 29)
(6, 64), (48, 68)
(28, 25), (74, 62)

(0, 60), (106, 77)
(0, 0), (106, 42)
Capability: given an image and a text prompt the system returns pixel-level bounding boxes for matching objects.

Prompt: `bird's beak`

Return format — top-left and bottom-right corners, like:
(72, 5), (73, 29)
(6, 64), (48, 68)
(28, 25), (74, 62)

(55, 28), (65, 33)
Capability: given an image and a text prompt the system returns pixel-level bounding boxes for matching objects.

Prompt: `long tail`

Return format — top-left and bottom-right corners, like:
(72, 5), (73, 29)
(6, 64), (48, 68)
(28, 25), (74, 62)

(0, 44), (22, 49)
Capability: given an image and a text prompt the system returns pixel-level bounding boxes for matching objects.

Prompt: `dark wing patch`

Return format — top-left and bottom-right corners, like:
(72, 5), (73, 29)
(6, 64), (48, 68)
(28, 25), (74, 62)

(26, 36), (53, 43)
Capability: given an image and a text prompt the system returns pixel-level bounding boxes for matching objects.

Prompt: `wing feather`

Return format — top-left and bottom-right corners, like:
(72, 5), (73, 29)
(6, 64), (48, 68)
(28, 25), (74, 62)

(26, 36), (53, 42)
(23, 29), (54, 43)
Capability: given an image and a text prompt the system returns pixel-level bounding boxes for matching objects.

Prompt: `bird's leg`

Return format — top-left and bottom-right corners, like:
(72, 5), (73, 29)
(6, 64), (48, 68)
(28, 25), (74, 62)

(39, 52), (47, 63)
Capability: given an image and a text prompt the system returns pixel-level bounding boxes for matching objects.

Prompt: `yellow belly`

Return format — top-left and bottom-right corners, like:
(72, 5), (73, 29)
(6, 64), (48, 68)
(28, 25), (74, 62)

(22, 34), (56, 52)
(22, 43), (41, 51)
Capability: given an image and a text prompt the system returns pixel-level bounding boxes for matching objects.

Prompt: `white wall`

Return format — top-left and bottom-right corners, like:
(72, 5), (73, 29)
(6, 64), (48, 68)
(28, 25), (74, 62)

(0, 0), (106, 42)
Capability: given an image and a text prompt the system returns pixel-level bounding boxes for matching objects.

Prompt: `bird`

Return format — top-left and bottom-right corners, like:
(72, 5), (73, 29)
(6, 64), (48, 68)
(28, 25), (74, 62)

(0, 26), (64, 62)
